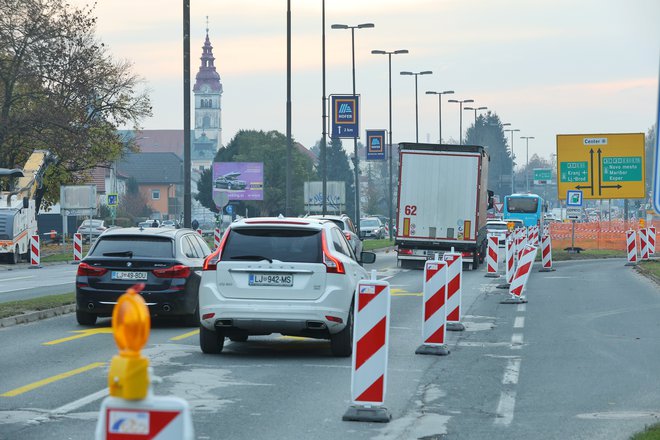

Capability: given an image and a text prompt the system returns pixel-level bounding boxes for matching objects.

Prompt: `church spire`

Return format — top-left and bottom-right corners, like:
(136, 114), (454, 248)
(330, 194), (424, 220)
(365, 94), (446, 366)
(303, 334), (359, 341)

(193, 18), (222, 93)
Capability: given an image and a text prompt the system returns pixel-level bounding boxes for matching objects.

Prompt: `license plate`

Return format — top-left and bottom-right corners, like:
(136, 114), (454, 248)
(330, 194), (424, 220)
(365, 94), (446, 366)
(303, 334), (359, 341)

(248, 273), (293, 287)
(111, 271), (148, 281)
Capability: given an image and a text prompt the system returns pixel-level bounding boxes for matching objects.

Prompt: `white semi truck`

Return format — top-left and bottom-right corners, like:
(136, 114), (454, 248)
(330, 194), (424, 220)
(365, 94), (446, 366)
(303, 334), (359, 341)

(395, 143), (492, 270)
(0, 150), (55, 263)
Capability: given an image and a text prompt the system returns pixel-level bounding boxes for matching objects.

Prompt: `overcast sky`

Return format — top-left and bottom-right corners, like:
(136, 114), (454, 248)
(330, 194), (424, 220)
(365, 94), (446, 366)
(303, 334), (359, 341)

(78, 0), (659, 167)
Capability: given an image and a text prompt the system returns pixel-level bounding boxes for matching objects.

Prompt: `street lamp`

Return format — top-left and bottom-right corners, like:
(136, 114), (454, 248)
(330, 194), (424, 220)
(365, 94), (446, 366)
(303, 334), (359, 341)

(425, 90), (454, 143)
(331, 22), (375, 233)
(447, 98), (474, 145)
(504, 127), (521, 194)
(400, 70), (433, 142)
(520, 136), (535, 192)
(372, 49), (409, 240)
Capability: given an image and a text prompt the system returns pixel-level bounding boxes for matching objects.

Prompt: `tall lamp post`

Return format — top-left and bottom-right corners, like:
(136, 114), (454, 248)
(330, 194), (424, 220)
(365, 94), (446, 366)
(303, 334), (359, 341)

(321, 0), (327, 215)
(520, 136), (535, 192)
(331, 22), (374, 233)
(425, 90), (454, 143)
(504, 127), (520, 194)
(400, 70), (433, 142)
(371, 49), (409, 240)
(447, 98), (474, 145)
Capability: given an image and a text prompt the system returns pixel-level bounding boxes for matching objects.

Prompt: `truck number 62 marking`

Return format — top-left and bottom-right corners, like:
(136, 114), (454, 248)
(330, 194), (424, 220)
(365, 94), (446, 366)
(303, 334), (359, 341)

(404, 205), (417, 216)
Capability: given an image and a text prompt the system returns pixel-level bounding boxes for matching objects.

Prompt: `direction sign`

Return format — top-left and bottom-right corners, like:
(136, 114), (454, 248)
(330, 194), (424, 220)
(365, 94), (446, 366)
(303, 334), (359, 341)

(556, 133), (645, 200)
(330, 95), (360, 139)
(533, 168), (552, 185)
(365, 129), (386, 161)
(566, 207), (582, 220)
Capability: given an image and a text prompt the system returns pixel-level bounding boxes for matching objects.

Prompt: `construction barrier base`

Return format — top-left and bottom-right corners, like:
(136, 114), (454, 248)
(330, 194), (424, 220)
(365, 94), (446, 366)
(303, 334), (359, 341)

(342, 405), (391, 423)
(28, 265), (41, 270)
(485, 273), (500, 278)
(539, 267), (556, 272)
(415, 344), (450, 356)
(624, 262), (637, 267)
(446, 322), (465, 332)
(496, 283), (510, 289)
(500, 295), (527, 304)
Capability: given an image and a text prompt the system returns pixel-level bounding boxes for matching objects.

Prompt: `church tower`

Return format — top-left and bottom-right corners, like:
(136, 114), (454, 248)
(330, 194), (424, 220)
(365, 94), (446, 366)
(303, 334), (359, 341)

(192, 21), (223, 174)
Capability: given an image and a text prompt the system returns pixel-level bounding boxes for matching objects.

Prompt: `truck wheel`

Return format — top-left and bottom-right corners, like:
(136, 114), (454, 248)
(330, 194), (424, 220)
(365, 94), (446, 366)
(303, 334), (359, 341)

(9, 246), (19, 265)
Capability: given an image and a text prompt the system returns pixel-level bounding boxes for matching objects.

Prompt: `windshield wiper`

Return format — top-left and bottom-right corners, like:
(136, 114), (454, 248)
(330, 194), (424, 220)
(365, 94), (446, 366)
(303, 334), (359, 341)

(230, 255), (273, 264)
(102, 251), (134, 257)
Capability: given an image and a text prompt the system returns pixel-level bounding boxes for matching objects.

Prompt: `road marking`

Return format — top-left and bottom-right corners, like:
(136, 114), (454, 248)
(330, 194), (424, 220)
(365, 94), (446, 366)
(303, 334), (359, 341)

(51, 387), (108, 414)
(1, 362), (106, 397)
(458, 341), (511, 348)
(517, 304), (526, 312)
(390, 288), (422, 296)
(494, 389), (517, 426)
(513, 317), (525, 329)
(0, 275), (33, 282)
(502, 358), (521, 385)
(511, 333), (524, 349)
(42, 328), (113, 345)
(170, 329), (199, 341)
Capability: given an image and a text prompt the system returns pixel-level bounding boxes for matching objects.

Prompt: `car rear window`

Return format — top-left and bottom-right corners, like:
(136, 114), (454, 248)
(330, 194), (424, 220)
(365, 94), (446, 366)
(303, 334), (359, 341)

(329, 219), (345, 230)
(90, 236), (174, 258)
(223, 228), (322, 263)
(487, 223), (508, 231)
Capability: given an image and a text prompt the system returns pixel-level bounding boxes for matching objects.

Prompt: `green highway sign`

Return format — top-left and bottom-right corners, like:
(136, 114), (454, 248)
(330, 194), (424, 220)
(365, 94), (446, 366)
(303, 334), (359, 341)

(601, 156), (642, 182)
(533, 168), (552, 184)
(559, 162), (588, 183)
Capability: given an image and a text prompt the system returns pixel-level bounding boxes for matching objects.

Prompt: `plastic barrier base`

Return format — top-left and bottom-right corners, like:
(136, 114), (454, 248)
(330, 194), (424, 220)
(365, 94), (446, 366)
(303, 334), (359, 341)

(343, 405), (392, 423)
(539, 267), (556, 272)
(28, 265), (41, 269)
(496, 283), (511, 289)
(446, 322), (465, 332)
(624, 262), (637, 267)
(415, 344), (450, 356)
(485, 273), (500, 278)
(500, 295), (528, 304)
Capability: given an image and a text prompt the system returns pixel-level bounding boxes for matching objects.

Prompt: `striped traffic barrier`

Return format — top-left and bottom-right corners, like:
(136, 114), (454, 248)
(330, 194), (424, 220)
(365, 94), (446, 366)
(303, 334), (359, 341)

(342, 277), (392, 423)
(516, 228), (525, 261)
(539, 234), (555, 272)
(529, 225), (539, 246)
(384, 223), (389, 237)
(443, 250), (464, 331)
(497, 235), (516, 289)
(640, 228), (649, 261)
(649, 226), (656, 255)
(30, 234), (41, 268)
(73, 233), (83, 262)
(485, 234), (500, 278)
(625, 230), (637, 266)
(416, 259), (450, 356)
(501, 244), (538, 304)
(213, 228), (221, 249)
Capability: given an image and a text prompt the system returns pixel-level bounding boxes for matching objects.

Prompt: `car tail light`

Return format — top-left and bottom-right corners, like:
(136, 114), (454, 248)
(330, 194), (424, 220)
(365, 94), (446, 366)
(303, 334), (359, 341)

(153, 265), (190, 278)
(202, 313), (215, 320)
(77, 262), (108, 277)
(398, 248), (413, 255)
(461, 252), (472, 257)
(325, 315), (343, 324)
(322, 231), (345, 274)
(344, 232), (352, 241)
(203, 230), (230, 271)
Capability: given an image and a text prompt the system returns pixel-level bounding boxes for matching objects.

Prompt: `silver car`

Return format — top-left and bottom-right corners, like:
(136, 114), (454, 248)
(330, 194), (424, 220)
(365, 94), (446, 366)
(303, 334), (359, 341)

(309, 214), (363, 259)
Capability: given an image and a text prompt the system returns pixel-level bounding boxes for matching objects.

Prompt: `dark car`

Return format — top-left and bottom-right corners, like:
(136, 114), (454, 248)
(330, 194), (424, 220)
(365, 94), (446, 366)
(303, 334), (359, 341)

(75, 227), (211, 326)
(214, 172), (247, 190)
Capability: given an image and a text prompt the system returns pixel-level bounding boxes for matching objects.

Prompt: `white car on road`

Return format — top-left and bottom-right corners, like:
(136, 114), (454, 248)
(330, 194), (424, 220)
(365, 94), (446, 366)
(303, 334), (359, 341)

(198, 217), (376, 357)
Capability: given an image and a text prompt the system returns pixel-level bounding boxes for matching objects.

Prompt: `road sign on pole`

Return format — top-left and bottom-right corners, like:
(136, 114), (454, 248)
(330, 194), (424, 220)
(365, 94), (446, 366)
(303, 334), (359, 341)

(365, 129), (386, 161)
(107, 194), (118, 206)
(330, 95), (360, 139)
(556, 133), (645, 200)
(533, 168), (552, 185)
(566, 190), (583, 207)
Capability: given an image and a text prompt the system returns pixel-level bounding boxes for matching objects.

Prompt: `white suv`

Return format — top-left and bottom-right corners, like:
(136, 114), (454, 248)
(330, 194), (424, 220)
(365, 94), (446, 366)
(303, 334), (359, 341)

(198, 217), (376, 357)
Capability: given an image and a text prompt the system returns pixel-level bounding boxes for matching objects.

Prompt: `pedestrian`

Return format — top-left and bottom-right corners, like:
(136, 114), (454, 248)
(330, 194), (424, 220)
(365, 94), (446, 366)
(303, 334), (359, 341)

(191, 219), (199, 230)
(152, 219), (158, 227)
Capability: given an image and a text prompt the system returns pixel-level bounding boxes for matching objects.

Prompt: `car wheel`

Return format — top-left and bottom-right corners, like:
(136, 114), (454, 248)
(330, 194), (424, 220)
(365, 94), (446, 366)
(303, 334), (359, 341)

(330, 303), (353, 357)
(76, 310), (97, 326)
(200, 325), (225, 354)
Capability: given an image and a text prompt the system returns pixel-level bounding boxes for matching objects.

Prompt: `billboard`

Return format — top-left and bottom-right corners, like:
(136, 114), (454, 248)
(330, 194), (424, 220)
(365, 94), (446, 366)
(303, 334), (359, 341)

(330, 95), (360, 138)
(212, 162), (264, 201)
(365, 129), (387, 161)
(304, 181), (346, 213)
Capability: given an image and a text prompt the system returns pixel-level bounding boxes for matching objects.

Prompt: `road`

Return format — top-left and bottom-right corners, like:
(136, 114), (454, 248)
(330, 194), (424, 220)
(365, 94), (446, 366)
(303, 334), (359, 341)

(0, 252), (659, 439)
(0, 264), (77, 303)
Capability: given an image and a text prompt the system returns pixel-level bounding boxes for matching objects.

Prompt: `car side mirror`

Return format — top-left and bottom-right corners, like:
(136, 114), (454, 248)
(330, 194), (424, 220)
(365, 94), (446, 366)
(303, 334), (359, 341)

(360, 251), (376, 264)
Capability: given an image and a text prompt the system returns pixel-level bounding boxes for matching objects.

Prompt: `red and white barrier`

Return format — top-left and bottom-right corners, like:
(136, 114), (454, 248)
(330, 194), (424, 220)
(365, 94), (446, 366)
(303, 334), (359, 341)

(625, 230), (638, 266)
(539, 233), (554, 272)
(502, 244), (538, 304)
(640, 228), (649, 261)
(213, 228), (221, 249)
(485, 234), (499, 278)
(516, 228), (526, 261)
(649, 226), (656, 255)
(196, 228), (203, 236)
(443, 250), (464, 331)
(496, 235), (515, 289)
(343, 278), (392, 422)
(384, 223), (389, 237)
(73, 233), (83, 262)
(30, 234), (40, 268)
(416, 259), (449, 356)
(528, 225), (539, 246)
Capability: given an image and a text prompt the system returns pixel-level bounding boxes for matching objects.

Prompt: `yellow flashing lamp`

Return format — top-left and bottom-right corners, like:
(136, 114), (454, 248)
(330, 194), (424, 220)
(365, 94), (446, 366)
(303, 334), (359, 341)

(108, 284), (151, 400)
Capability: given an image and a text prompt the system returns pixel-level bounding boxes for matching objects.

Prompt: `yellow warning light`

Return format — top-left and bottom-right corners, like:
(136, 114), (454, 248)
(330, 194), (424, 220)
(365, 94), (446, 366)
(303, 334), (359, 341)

(639, 218), (646, 228)
(507, 222), (515, 231)
(108, 284), (150, 400)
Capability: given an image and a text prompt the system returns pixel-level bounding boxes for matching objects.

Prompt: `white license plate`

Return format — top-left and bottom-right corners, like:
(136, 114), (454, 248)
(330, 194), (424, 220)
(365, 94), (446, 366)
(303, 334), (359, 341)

(111, 271), (148, 281)
(248, 273), (293, 287)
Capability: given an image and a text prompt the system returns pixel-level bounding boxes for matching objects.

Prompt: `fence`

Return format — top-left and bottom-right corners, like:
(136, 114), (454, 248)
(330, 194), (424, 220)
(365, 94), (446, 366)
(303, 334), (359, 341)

(548, 220), (660, 250)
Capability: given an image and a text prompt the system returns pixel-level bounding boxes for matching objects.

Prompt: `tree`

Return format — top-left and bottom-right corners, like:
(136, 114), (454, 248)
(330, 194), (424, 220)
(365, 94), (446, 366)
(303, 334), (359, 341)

(0, 0), (151, 205)
(324, 137), (355, 218)
(117, 177), (152, 222)
(465, 112), (513, 198)
(195, 168), (219, 213)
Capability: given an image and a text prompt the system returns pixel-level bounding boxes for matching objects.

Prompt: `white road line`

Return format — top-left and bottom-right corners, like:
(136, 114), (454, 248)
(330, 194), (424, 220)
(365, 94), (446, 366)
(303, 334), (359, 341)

(502, 358), (521, 385)
(513, 316), (525, 329)
(0, 275), (33, 282)
(458, 341), (511, 348)
(517, 304), (526, 312)
(511, 333), (524, 349)
(51, 387), (108, 415)
(494, 389), (517, 426)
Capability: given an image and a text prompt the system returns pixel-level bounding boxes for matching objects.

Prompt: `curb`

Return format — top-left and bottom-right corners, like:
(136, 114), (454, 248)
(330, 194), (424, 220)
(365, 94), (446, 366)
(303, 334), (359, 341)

(0, 304), (75, 329)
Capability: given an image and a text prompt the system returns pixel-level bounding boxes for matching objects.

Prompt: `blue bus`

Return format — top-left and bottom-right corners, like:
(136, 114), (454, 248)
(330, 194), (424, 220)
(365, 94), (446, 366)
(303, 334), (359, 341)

(503, 193), (545, 228)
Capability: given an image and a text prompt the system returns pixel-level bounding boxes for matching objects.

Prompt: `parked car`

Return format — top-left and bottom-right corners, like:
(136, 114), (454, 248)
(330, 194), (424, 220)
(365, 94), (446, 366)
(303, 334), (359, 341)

(308, 214), (363, 258)
(198, 217), (377, 357)
(214, 172), (247, 190)
(486, 220), (508, 247)
(160, 220), (181, 229)
(76, 219), (107, 242)
(75, 227), (211, 326)
(359, 217), (384, 239)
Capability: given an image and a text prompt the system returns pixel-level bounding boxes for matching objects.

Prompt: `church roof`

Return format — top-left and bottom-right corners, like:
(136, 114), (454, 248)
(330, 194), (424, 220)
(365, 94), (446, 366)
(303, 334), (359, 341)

(193, 30), (223, 94)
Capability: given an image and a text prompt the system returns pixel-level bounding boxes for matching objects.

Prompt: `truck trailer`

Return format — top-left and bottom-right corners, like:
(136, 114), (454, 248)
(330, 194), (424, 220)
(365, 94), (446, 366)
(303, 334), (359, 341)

(395, 143), (491, 270)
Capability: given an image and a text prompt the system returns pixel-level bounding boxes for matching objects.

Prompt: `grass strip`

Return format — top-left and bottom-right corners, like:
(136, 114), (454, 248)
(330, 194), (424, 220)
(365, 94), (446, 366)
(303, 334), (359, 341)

(638, 260), (660, 282)
(363, 239), (395, 252)
(631, 423), (660, 439)
(0, 293), (75, 320)
(535, 248), (626, 261)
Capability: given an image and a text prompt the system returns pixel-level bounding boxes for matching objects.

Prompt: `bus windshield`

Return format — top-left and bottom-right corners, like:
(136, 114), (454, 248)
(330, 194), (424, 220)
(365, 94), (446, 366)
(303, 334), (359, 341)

(506, 197), (539, 213)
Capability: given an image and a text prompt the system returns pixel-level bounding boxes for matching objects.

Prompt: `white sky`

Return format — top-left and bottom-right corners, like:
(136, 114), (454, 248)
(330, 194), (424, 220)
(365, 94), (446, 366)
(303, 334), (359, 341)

(79, 0), (659, 167)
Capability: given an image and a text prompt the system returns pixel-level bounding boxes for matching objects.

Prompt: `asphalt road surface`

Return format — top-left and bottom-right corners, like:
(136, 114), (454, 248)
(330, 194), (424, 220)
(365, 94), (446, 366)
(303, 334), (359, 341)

(0, 264), (77, 303)
(1, 252), (659, 439)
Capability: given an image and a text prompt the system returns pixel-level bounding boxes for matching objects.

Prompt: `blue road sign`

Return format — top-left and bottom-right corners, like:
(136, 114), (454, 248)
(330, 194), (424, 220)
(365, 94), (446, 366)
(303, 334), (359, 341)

(107, 193), (118, 206)
(330, 95), (360, 138)
(365, 129), (387, 161)
(566, 190), (583, 207)
(226, 205), (234, 215)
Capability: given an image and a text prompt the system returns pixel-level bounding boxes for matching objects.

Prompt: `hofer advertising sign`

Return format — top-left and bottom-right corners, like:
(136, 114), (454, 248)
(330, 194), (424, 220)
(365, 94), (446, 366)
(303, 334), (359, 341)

(212, 162), (264, 201)
(330, 95), (360, 138)
(365, 129), (387, 161)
